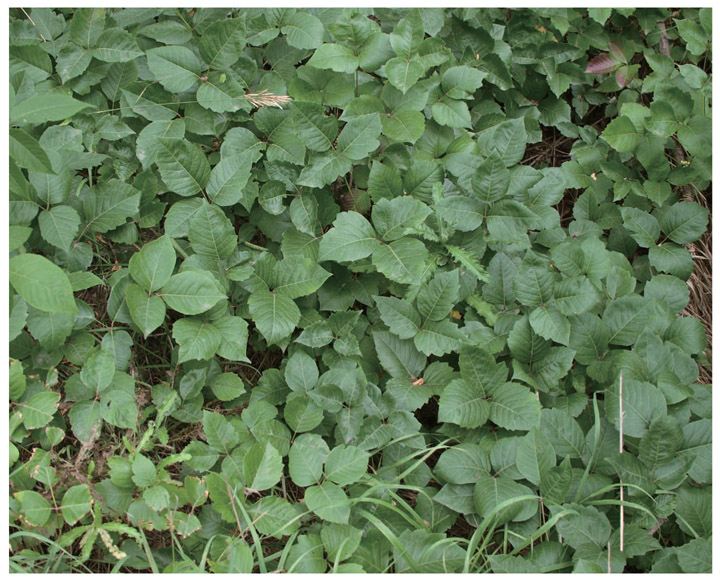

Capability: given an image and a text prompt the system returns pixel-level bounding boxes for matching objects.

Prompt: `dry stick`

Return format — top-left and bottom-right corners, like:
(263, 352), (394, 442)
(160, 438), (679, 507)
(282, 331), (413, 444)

(618, 371), (625, 553)
(20, 7), (47, 42)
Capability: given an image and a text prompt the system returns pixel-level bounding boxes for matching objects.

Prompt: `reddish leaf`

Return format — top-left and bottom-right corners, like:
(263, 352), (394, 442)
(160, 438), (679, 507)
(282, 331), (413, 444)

(608, 41), (625, 61)
(585, 53), (616, 75)
(615, 67), (628, 88)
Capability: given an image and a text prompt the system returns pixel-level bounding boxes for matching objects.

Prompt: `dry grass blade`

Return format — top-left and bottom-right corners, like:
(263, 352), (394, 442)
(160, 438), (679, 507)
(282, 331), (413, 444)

(244, 89), (293, 109)
(681, 185), (712, 384)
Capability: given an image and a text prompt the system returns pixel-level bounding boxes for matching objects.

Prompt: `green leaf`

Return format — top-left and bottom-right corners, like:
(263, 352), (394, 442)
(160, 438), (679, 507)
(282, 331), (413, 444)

(132, 454), (157, 488)
(289, 433), (329, 487)
(18, 392), (60, 430)
(638, 415), (683, 469)
(515, 427), (556, 486)
(203, 410), (240, 454)
(68, 400), (102, 444)
(172, 318), (222, 363)
(601, 116), (642, 152)
(321, 523), (362, 562)
(9, 254), (76, 313)
(436, 196), (485, 232)
(471, 155), (510, 202)
(324, 445), (369, 486)
(414, 319), (465, 356)
(213, 316), (250, 362)
(209, 373), (246, 401)
(489, 118), (527, 167)
(244, 442), (283, 491)
(381, 110), (425, 143)
(146, 46), (201, 93)
(199, 17), (245, 70)
(284, 393), (324, 433)
(441, 65), (486, 98)
(374, 296), (421, 339)
(289, 194), (318, 235)
(372, 196), (432, 242)
(649, 243), (693, 279)
(129, 235), (176, 292)
(473, 473), (534, 525)
(292, 101), (338, 152)
(431, 98), (471, 128)
(603, 295), (668, 346)
(679, 419), (711, 484)
(385, 56), (426, 94)
(675, 18), (709, 55)
(281, 12), (324, 50)
(676, 538), (711, 573)
(9, 129), (55, 173)
(15, 491), (53, 527)
(93, 28), (143, 62)
(373, 331), (426, 380)
(675, 486), (711, 537)
(605, 379), (667, 438)
(156, 138), (211, 197)
(513, 261), (553, 307)
(136, 119), (185, 170)
(81, 349), (115, 394)
(160, 270), (226, 315)
(83, 179), (141, 233)
(307, 43), (359, 73)
(207, 155), (253, 206)
(248, 289), (301, 345)
(372, 238), (428, 284)
(318, 211), (378, 262)
(126, 284), (166, 338)
(285, 351), (319, 394)
(553, 277), (600, 316)
(60, 485), (92, 526)
(10, 93), (93, 125)
(656, 201), (709, 244)
(438, 380), (490, 429)
(644, 274), (689, 313)
(337, 113), (382, 161)
(416, 270), (459, 323)
(621, 207), (661, 248)
(540, 408), (585, 459)
(26, 308), (73, 349)
(189, 202), (238, 260)
(9, 226), (32, 251)
(554, 504), (611, 549)
(529, 306), (571, 346)
(38, 206), (80, 252)
(390, 10), (424, 58)
(304, 483), (350, 524)
(249, 496), (300, 538)
(273, 257), (331, 299)
(196, 71), (247, 113)
(490, 382), (541, 431)
(434, 444), (490, 484)
(676, 116), (711, 159)
(298, 153), (352, 188)
(486, 200), (539, 243)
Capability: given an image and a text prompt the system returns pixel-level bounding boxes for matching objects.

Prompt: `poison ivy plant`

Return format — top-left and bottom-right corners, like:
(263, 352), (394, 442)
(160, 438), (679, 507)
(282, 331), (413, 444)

(9, 7), (711, 574)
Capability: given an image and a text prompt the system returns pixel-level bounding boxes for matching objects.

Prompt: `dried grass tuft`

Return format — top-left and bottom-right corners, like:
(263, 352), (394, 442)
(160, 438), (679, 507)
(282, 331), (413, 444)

(682, 185), (712, 384)
(244, 89), (292, 109)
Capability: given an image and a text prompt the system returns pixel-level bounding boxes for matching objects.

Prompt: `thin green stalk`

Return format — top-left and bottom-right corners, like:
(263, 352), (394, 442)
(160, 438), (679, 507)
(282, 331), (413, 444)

(137, 526), (160, 574)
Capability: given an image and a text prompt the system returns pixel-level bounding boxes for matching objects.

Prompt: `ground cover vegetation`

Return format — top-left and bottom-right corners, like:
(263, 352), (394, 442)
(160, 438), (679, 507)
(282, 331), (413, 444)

(8, 7), (712, 573)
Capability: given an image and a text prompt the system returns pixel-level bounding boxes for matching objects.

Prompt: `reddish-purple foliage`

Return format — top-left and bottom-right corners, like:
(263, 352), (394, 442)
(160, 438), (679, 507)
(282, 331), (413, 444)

(585, 53), (616, 74)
